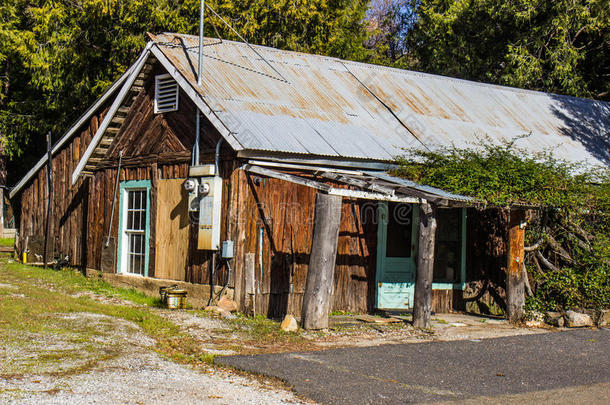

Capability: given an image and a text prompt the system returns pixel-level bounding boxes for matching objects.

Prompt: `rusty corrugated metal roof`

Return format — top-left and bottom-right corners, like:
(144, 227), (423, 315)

(152, 33), (609, 168)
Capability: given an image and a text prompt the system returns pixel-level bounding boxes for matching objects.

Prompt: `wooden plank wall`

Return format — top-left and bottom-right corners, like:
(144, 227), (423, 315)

(231, 170), (378, 318)
(17, 103), (111, 265)
(184, 158), (236, 287)
(88, 162), (194, 273)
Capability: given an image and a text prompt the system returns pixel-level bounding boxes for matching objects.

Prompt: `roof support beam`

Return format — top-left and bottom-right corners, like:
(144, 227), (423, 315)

(242, 164), (421, 203)
(243, 164), (332, 193)
(72, 43), (153, 185)
(9, 53), (143, 198)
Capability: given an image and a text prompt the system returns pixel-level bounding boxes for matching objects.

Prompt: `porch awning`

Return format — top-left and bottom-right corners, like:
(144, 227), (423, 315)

(242, 161), (475, 207)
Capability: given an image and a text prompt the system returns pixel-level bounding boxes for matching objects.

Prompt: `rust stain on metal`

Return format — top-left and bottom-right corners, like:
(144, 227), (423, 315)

(150, 33), (609, 168)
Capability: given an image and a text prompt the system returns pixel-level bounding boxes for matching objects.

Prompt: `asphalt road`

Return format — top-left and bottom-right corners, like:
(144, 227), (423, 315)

(216, 329), (610, 404)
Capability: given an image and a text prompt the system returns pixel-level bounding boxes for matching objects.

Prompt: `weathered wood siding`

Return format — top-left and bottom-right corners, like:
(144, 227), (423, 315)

(231, 172), (378, 317)
(16, 57), (487, 317)
(17, 103), (111, 265)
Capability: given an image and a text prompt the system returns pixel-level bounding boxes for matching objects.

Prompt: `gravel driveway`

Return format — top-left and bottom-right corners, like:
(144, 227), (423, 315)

(0, 312), (306, 405)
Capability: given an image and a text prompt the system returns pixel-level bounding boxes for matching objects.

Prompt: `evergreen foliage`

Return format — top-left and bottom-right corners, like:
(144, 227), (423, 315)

(0, 0), (368, 177)
(402, 0), (609, 100)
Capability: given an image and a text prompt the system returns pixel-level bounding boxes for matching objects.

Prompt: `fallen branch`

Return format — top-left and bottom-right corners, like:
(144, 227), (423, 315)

(532, 254), (543, 273)
(536, 250), (559, 271)
(546, 234), (574, 263)
(567, 232), (592, 251)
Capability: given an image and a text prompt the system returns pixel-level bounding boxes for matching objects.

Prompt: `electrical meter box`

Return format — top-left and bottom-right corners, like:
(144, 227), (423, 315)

(197, 176), (222, 250)
(184, 178), (200, 212)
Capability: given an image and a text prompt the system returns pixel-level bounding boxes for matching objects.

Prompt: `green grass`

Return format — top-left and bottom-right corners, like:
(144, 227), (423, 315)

(0, 238), (13, 247)
(0, 258), (211, 376)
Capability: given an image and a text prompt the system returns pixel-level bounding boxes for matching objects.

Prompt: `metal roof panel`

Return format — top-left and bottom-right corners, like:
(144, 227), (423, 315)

(147, 34), (610, 168)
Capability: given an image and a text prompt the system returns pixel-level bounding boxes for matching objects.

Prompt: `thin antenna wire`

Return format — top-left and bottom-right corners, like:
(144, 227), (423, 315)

(205, 4), (289, 83)
(197, 0), (204, 85)
(341, 62), (431, 152)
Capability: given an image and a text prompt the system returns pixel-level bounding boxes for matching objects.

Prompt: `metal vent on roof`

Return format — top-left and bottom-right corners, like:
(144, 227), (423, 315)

(154, 74), (179, 113)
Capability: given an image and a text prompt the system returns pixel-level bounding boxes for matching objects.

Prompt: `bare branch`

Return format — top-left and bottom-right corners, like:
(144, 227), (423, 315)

(546, 234), (573, 263)
(522, 262), (533, 297)
(536, 251), (559, 271)
(524, 238), (544, 252)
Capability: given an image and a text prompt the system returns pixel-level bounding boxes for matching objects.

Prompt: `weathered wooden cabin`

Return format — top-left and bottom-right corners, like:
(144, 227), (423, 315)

(10, 33), (610, 318)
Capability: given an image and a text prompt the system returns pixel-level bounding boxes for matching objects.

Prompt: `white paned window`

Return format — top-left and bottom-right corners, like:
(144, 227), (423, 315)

(124, 189), (147, 275)
(154, 74), (179, 113)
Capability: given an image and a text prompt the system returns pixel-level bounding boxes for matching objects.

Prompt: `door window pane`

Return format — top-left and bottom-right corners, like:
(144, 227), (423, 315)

(386, 203), (413, 258)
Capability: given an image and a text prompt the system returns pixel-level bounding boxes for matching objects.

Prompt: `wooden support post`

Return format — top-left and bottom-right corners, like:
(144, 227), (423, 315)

(506, 209), (526, 323)
(301, 193), (342, 330)
(0, 147), (5, 236)
(0, 187), (4, 236)
(43, 132), (53, 268)
(413, 202), (437, 329)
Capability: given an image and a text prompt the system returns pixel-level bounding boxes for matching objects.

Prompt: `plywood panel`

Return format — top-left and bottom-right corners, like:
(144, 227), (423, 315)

(154, 178), (189, 280)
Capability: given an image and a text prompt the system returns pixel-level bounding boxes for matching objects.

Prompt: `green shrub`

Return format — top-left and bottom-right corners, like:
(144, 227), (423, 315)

(394, 137), (610, 310)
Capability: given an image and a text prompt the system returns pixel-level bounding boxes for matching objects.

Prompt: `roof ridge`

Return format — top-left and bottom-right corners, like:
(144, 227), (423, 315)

(154, 32), (609, 105)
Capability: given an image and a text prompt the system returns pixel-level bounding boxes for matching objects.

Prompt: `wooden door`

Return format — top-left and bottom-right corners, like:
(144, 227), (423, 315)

(376, 202), (418, 309)
(154, 179), (190, 280)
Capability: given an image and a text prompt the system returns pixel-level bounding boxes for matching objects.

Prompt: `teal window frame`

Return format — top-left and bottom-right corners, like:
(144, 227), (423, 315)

(117, 180), (151, 276)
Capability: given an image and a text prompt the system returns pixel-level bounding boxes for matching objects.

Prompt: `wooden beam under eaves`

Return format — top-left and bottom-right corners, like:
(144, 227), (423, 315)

(242, 164), (420, 203)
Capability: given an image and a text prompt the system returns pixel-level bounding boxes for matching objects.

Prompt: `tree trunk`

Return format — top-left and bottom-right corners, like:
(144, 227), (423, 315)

(506, 209), (526, 323)
(413, 202), (437, 329)
(301, 193), (342, 330)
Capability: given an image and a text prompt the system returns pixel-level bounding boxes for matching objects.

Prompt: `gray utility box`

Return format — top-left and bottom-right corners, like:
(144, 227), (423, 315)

(221, 240), (234, 259)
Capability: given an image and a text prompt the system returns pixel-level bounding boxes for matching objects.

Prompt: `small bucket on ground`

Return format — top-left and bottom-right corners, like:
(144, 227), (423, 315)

(159, 285), (178, 306)
(166, 289), (187, 309)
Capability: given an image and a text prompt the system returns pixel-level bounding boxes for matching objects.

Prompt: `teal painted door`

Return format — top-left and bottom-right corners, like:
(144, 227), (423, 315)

(376, 202), (418, 309)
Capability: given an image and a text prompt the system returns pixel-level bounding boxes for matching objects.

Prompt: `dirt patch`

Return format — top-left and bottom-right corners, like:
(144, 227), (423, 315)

(0, 311), (306, 404)
(70, 290), (143, 307)
(152, 310), (547, 356)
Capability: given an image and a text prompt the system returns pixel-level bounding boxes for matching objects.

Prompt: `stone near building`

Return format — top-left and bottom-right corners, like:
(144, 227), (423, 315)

(218, 295), (238, 313)
(564, 310), (593, 328)
(281, 315), (298, 332)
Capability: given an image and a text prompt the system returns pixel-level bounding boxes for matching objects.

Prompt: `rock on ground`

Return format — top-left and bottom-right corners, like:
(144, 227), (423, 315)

(564, 310), (593, 328)
(281, 315), (299, 332)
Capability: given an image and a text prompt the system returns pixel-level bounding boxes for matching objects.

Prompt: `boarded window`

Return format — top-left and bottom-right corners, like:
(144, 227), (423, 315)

(154, 74), (179, 113)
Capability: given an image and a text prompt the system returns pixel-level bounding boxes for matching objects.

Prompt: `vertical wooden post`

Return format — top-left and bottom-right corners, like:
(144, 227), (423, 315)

(301, 193), (342, 330)
(43, 132), (53, 268)
(148, 162), (158, 278)
(413, 202), (437, 329)
(0, 147), (5, 236)
(0, 187), (4, 237)
(506, 209), (526, 323)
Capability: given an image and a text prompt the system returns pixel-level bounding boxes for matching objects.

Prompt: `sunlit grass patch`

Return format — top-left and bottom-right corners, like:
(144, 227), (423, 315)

(0, 258), (211, 375)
